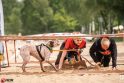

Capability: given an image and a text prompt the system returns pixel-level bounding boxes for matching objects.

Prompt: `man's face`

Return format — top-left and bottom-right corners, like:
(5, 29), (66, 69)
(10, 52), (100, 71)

(101, 44), (109, 50)
(101, 38), (110, 50)
(74, 38), (82, 45)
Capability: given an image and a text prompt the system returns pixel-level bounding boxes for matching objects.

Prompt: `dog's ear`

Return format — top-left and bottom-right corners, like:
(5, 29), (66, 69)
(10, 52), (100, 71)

(49, 40), (54, 47)
(47, 40), (59, 47)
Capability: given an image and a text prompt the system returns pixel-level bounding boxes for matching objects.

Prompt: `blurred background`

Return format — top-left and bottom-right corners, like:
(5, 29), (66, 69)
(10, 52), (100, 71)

(1, 0), (124, 36)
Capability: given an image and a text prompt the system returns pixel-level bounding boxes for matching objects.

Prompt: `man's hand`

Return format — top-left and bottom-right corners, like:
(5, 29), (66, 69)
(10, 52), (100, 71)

(76, 49), (81, 53)
(96, 62), (101, 65)
(112, 67), (117, 70)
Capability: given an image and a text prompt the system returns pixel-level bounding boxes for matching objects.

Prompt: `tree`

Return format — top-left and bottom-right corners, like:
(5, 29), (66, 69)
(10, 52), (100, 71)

(61, 0), (91, 33)
(49, 9), (78, 32)
(3, 0), (124, 35)
(85, 0), (124, 34)
(2, 0), (23, 35)
(21, 0), (54, 35)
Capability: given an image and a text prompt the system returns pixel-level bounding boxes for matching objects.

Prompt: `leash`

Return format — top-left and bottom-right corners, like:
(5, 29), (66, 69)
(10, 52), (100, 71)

(80, 54), (95, 66)
(52, 49), (77, 52)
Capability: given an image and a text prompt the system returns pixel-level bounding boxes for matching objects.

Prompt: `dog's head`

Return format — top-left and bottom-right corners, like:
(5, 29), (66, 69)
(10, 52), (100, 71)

(47, 40), (60, 48)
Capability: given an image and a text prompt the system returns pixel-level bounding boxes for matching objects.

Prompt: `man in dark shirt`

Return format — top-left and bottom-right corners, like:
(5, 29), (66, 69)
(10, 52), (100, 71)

(89, 37), (117, 70)
(55, 37), (86, 70)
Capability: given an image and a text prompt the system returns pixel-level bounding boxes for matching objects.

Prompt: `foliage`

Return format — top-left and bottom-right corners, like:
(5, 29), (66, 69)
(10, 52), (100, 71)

(2, 0), (23, 34)
(2, 0), (124, 35)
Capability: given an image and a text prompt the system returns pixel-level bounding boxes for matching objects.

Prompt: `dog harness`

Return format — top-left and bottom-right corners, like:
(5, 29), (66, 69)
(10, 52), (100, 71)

(36, 44), (45, 61)
(36, 44), (52, 61)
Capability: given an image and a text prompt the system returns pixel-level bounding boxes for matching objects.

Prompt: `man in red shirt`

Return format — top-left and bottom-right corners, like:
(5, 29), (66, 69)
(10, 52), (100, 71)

(55, 37), (86, 70)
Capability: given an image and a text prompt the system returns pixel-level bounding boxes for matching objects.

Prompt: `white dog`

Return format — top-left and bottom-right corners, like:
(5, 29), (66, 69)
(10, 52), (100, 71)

(20, 40), (59, 72)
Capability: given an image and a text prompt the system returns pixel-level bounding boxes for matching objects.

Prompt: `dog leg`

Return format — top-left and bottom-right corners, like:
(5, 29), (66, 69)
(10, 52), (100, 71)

(21, 55), (30, 72)
(20, 47), (30, 72)
(40, 61), (46, 72)
(46, 61), (58, 72)
(22, 61), (28, 72)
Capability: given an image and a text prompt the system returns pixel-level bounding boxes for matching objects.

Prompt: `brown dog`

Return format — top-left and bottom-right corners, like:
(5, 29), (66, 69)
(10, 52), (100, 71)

(20, 40), (59, 72)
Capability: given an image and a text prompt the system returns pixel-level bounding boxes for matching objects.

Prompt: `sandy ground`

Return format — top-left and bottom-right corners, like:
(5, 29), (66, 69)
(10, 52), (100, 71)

(0, 41), (124, 83)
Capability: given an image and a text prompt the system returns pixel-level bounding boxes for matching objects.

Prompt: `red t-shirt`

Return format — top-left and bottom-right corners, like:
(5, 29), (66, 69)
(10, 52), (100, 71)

(64, 38), (86, 49)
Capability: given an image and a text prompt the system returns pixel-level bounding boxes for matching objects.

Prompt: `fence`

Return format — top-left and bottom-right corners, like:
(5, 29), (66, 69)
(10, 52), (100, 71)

(0, 33), (124, 71)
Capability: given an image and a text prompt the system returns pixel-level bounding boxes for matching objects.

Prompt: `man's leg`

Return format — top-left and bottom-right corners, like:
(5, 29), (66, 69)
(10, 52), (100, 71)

(92, 53), (103, 63)
(103, 56), (111, 67)
(73, 52), (78, 61)
(55, 42), (65, 66)
(55, 51), (63, 65)
(91, 54), (103, 70)
(66, 51), (72, 62)
(96, 54), (104, 62)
